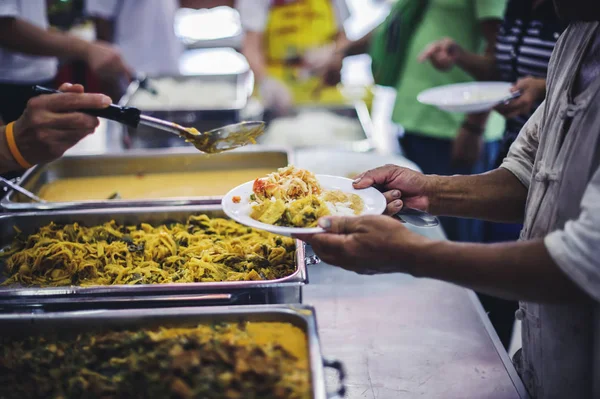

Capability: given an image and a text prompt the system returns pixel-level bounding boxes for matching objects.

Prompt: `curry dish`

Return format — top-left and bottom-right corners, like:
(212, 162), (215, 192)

(35, 169), (277, 202)
(0, 215), (296, 287)
(248, 165), (364, 228)
(0, 321), (311, 399)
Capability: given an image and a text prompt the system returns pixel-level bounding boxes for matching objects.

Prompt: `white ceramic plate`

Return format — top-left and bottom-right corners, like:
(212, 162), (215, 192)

(417, 82), (514, 113)
(222, 175), (387, 236)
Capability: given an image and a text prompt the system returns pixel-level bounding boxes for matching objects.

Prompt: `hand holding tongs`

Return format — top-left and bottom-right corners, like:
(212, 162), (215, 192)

(500, 90), (522, 105)
(29, 86), (264, 154)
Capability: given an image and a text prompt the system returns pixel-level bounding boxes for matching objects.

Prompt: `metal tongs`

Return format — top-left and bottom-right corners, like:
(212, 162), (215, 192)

(393, 207), (440, 228)
(30, 86), (264, 154)
(0, 177), (45, 203)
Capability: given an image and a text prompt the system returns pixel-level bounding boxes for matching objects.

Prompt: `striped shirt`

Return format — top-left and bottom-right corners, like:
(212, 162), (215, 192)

(494, 0), (565, 162)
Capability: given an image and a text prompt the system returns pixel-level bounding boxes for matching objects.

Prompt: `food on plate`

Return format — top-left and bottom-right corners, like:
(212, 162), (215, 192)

(457, 89), (510, 104)
(0, 321), (310, 399)
(260, 110), (364, 147)
(0, 215), (296, 287)
(35, 168), (278, 202)
(244, 165), (364, 228)
(128, 78), (238, 110)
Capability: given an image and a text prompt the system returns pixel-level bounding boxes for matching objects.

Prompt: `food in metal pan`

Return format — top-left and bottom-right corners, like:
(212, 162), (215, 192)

(0, 215), (295, 287)
(261, 110), (364, 147)
(36, 169), (279, 202)
(247, 165), (364, 228)
(128, 78), (239, 110)
(0, 321), (310, 399)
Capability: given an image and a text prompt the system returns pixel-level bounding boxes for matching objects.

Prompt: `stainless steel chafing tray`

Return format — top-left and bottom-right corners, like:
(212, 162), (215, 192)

(260, 102), (375, 152)
(0, 305), (346, 399)
(0, 205), (314, 311)
(119, 73), (253, 149)
(1, 146), (292, 212)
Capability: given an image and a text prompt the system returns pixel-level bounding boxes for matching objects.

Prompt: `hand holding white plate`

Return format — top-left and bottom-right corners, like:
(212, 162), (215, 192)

(418, 82), (519, 113)
(222, 175), (387, 237)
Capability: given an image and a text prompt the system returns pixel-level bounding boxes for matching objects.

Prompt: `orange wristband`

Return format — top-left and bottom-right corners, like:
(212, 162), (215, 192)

(5, 122), (32, 169)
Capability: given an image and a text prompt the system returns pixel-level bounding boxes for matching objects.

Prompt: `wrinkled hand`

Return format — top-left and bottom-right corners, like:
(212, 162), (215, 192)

(451, 127), (483, 168)
(86, 41), (133, 81)
(494, 76), (546, 119)
(418, 38), (463, 71)
(259, 77), (294, 116)
(296, 215), (424, 274)
(352, 164), (433, 215)
(10, 83), (110, 167)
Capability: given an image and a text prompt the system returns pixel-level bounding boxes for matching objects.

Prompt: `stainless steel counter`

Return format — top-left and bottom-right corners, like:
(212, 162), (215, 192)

(304, 225), (529, 399)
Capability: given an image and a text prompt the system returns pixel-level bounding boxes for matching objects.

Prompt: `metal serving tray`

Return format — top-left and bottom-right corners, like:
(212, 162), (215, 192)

(1, 146), (292, 212)
(0, 205), (313, 311)
(261, 102), (375, 152)
(0, 305), (345, 398)
(120, 73), (252, 149)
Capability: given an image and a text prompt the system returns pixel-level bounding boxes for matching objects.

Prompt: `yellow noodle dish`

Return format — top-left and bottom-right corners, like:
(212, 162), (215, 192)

(35, 168), (278, 202)
(247, 166), (364, 228)
(0, 321), (311, 399)
(0, 215), (296, 287)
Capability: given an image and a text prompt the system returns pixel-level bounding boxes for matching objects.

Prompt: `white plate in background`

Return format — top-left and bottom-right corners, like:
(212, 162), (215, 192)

(417, 82), (515, 113)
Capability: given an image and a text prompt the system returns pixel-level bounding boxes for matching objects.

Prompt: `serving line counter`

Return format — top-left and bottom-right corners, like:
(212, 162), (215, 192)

(304, 231), (529, 399)
(36, 82), (528, 398)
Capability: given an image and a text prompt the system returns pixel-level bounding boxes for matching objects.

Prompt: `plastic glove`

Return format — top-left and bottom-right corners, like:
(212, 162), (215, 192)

(259, 77), (293, 115)
(303, 43), (338, 75)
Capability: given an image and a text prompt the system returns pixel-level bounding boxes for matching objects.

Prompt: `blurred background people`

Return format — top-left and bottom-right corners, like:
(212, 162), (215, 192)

(315, 0), (508, 244)
(236, 0), (351, 116)
(420, 0), (564, 349)
(85, 0), (234, 100)
(0, 0), (131, 124)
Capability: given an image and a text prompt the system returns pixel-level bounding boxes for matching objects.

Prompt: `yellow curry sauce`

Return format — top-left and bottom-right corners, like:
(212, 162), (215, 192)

(35, 169), (277, 202)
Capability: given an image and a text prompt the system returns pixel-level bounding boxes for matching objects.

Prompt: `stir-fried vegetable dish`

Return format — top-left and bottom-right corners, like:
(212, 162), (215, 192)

(0, 215), (296, 287)
(0, 321), (311, 399)
(248, 165), (364, 228)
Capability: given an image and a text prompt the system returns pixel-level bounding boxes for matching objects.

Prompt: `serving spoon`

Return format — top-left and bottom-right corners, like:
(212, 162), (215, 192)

(30, 86), (264, 154)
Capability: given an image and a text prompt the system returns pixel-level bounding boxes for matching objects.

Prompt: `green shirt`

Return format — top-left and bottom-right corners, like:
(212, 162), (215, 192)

(392, 0), (508, 141)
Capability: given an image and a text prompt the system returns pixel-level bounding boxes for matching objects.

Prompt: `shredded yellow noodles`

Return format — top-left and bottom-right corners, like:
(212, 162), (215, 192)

(248, 165), (364, 228)
(0, 215), (296, 287)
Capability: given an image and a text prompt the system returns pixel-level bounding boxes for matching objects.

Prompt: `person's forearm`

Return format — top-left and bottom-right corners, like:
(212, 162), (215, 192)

(0, 17), (89, 60)
(455, 51), (497, 81)
(428, 168), (528, 223)
(411, 238), (588, 303)
(93, 18), (114, 43)
(455, 19), (499, 80)
(339, 30), (374, 57)
(0, 126), (22, 174)
(242, 32), (268, 83)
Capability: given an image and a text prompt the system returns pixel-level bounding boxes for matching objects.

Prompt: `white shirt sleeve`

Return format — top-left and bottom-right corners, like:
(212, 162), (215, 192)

(236, 0), (270, 32)
(332, 0), (350, 29)
(85, 0), (121, 19)
(545, 166), (600, 302)
(0, 0), (19, 17)
(500, 100), (545, 189)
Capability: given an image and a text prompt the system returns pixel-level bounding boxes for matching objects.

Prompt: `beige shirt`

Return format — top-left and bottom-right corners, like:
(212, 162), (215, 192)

(501, 22), (600, 399)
